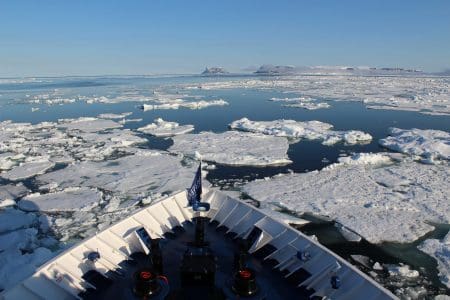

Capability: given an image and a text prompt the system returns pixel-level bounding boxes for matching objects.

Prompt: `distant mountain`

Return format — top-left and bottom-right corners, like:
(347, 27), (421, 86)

(201, 67), (229, 75)
(253, 64), (423, 76)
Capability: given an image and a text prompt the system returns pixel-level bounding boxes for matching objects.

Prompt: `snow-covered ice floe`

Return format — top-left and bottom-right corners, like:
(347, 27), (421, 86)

(141, 99), (228, 110)
(35, 150), (199, 200)
(230, 118), (372, 145)
(380, 128), (450, 163)
(270, 97), (330, 110)
(242, 158), (449, 244)
(97, 112), (133, 119)
(169, 131), (292, 166)
(18, 187), (103, 212)
(418, 231), (450, 288)
(137, 118), (194, 137)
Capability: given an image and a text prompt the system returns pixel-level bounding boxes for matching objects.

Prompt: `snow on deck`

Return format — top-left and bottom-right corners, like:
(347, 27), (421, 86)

(418, 232), (450, 288)
(169, 131), (292, 166)
(379, 128), (450, 163)
(230, 118), (372, 145)
(137, 118), (194, 137)
(242, 158), (449, 244)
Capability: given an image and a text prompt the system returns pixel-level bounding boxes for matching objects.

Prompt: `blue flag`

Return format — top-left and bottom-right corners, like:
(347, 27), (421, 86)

(187, 163), (202, 206)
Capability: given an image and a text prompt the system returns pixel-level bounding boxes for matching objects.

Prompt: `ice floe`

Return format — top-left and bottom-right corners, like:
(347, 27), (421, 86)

(243, 159), (449, 244)
(58, 117), (122, 132)
(270, 97), (330, 110)
(35, 150), (200, 200)
(141, 99), (228, 110)
(18, 187), (103, 212)
(97, 112), (132, 119)
(137, 118), (194, 137)
(379, 128), (450, 163)
(418, 231), (450, 288)
(169, 131), (292, 166)
(1, 159), (55, 181)
(0, 209), (36, 233)
(0, 183), (29, 203)
(323, 153), (395, 170)
(229, 118), (372, 145)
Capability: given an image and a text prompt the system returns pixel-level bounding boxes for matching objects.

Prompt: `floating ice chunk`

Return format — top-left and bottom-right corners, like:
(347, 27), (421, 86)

(0, 247), (53, 290)
(137, 118), (194, 137)
(230, 118), (372, 145)
(36, 151), (202, 199)
(0, 183), (29, 203)
(18, 187), (103, 212)
(0, 199), (16, 208)
(0, 228), (38, 252)
(325, 153), (393, 170)
(380, 128), (450, 162)
(119, 118), (143, 124)
(418, 232), (450, 288)
(97, 112), (132, 119)
(1, 159), (55, 181)
(243, 160), (449, 244)
(373, 262), (383, 271)
(270, 97), (330, 110)
(336, 223), (362, 242)
(0, 209), (36, 233)
(58, 117), (122, 132)
(387, 264), (420, 278)
(169, 131), (292, 166)
(142, 99), (228, 110)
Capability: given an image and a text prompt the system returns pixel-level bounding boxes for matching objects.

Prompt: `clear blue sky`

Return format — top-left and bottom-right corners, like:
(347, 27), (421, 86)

(1, 0), (449, 76)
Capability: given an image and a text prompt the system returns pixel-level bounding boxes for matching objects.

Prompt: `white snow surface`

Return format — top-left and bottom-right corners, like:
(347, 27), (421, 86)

(418, 232), (450, 288)
(137, 118), (194, 137)
(19, 187), (103, 212)
(230, 118), (372, 145)
(243, 159), (449, 244)
(169, 131), (292, 166)
(379, 128), (450, 162)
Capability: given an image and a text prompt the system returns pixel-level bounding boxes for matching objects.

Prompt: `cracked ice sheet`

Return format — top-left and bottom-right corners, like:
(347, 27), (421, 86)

(418, 232), (450, 288)
(169, 131), (292, 166)
(137, 118), (194, 137)
(19, 187), (103, 212)
(242, 159), (450, 244)
(36, 150), (200, 200)
(187, 76), (450, 115)
(379, 128), (450, 163)
(230, 118), (372, 145)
